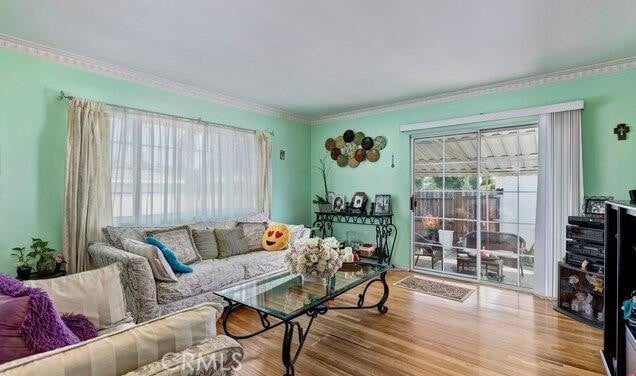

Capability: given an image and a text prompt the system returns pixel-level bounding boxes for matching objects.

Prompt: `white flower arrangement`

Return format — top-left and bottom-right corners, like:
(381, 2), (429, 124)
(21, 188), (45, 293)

(285, 237), (344, 279)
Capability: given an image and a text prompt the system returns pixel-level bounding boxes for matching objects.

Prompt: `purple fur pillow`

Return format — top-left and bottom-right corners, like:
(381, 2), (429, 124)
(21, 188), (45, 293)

(0, 274), (80, 363)
(61, 313), (98, 341)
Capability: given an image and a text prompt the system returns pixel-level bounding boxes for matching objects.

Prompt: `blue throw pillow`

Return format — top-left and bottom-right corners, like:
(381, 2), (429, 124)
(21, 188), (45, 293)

(146, 237), (193, 273)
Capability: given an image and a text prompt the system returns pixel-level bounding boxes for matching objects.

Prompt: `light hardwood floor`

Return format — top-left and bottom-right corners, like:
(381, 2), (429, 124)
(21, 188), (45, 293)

(219, 270), (604, 376)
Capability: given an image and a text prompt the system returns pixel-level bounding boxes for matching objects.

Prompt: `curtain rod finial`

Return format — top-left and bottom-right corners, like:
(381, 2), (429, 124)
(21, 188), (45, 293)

(57, 90), (74, 101)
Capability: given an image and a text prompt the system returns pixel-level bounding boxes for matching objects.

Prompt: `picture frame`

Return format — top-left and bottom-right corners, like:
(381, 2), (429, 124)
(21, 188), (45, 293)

(374, 194), (391, 214)
(350, 192), (368, 209)
(583, 196), (613, 216)
(332, 194), (346, 212)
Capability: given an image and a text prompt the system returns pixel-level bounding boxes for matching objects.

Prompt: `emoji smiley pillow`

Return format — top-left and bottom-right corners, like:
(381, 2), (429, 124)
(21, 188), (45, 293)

(262, 223), (292, 251)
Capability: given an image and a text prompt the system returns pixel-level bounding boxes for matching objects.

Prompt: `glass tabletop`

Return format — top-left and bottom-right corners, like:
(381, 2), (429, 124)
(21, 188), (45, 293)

(214, 262), (389, 320)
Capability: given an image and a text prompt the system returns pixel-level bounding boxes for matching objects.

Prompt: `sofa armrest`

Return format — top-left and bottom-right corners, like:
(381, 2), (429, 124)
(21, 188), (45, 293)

(88, 242), (159, 322)
(122, 335), (243, 376)
(0, 304), (222, 376)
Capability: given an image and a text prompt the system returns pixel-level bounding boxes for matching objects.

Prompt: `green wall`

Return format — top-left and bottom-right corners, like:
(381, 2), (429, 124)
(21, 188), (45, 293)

(310, 69), (636, 267)
(0, 49), (311, 275)
(2, 46), (636, 275)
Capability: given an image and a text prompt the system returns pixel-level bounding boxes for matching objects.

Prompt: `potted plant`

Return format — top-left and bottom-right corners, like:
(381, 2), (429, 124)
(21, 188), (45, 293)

(421, 214), (439, 240)
(312, 156), (332, 212)
(312, 195), (332, 213)
(11, 246), (32, 280)
(27, 238), (57, 277)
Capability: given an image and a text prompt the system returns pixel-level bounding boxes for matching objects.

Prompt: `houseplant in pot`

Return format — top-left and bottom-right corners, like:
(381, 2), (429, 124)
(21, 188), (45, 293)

(312, 156), (332, 212)
(27, 238), (57, 277)
(11, 246), (32, 280)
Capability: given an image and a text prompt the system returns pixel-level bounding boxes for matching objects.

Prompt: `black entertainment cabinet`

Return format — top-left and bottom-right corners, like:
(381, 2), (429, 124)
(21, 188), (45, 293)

(554, 215), (605, 328)
(602, 201), (636, 376)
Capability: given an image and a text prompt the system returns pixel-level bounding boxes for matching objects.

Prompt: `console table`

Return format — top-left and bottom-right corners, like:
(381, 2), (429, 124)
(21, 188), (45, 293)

(312, 212), (397, 265)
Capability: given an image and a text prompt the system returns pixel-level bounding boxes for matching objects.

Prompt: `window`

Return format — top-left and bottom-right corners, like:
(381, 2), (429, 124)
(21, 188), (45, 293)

(412, 125), (538, 289)
(107, 107), (266, 225)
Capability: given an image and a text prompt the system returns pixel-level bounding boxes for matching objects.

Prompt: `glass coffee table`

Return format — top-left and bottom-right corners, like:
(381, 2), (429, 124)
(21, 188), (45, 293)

(215, 262), (390, 376)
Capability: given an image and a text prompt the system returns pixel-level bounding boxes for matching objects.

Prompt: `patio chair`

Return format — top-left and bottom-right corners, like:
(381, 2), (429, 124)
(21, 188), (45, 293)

(414, 239), (443, 268)
(456, 231), (527, 278)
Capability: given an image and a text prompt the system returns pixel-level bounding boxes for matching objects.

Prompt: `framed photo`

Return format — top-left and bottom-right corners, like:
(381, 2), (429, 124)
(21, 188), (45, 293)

(374, 194), (391, 214)
(351, 192), (368, 209)
(332, 194), (346, 212)
(583, 196), (613, 216)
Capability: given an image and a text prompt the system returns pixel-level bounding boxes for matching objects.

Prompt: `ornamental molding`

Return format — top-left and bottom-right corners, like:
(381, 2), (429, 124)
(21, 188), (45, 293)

(311, 56), (636, 125)
(3, 33), (636, 126)
(0, 34), (309, 123)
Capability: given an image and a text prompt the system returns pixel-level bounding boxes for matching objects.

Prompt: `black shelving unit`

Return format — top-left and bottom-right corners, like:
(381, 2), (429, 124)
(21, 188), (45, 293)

(312, 212), (397, 265)
(555, 214), (606, 328)
(554, 261), (604, 328)
(602, 201), (636, 376)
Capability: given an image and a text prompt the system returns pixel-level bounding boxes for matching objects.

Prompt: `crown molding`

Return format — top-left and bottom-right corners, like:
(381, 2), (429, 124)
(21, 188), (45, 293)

(311, 55), (636, 125)
(0, 34), (310, 124)
(3, 33), (636, 126)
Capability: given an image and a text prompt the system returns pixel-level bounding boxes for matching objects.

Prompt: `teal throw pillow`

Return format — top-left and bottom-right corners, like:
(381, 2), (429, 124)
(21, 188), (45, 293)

(146, 237), (193, 273)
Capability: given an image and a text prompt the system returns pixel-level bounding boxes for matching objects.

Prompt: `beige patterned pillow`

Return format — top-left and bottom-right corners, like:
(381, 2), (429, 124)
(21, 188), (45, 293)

(270, 222), (307, 243)
(214, 227), (249, 258)
(102, 225), (165, 249)
(237, 222), (268, 251)
(26, 263), (128, 330)
(236, 212), (270, 223)
(146, 226), (201, 264)
(121, 238), (178, 282)
(191, 228), (219, 259)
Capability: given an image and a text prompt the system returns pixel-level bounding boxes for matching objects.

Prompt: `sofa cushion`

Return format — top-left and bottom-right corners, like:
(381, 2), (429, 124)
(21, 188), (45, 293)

(26, 263), (127, 331)
(214, 227), (249, 258)
(0, 304), (219, 376)
(191, 228), (219, 260)
(123, 335), (243, 376)
(102, 225), (165, 249)
(146, 237), (194, 274)
(236, 212), (270, 223)
(238, 221), (268, 251)
(61, 313), (98, 342)
(234, 250), (288, 279)
(155, 259), (245, 304)
(204, 220), (236, 229)
(0, 275), (80, 363)
(121, 238), (178, 282)
(270, 222), (309, 244)
(146, 226), (201, 264)
(0, 294), (31, 363)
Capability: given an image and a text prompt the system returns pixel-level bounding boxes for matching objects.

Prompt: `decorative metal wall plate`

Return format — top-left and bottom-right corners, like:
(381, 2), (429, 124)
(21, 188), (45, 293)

(324, 131), (386, 168)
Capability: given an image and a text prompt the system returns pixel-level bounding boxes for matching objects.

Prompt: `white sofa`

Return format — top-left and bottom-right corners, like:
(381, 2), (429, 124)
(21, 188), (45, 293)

(88, 213), (310, 323)
(0, 263), (243, 376)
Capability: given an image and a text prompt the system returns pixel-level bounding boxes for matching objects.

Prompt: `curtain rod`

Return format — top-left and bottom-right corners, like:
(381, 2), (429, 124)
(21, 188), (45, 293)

(400, 100), (583, 132)
(56, 91), (275, 137)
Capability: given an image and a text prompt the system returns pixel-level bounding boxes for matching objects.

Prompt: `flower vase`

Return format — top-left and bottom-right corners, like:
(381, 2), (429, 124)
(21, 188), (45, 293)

(302, 274), (326, 284)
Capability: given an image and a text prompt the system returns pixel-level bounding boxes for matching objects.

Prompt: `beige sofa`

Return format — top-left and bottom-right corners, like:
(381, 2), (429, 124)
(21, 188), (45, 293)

(88, 213), (310, 323)
(0, 263), (243, 376)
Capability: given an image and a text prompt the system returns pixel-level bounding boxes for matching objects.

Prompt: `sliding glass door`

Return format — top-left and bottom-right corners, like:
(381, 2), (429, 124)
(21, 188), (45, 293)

(411, 125), (538, 289)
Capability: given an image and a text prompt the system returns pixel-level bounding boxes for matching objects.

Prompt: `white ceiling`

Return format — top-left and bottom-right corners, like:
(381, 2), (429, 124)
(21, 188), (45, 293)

(2, 0), (636, 120)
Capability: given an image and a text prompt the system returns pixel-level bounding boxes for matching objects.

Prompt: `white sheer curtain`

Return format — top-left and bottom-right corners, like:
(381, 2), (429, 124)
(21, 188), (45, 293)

(107, 107), (268, 225)
(534, 109), (583, 298)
